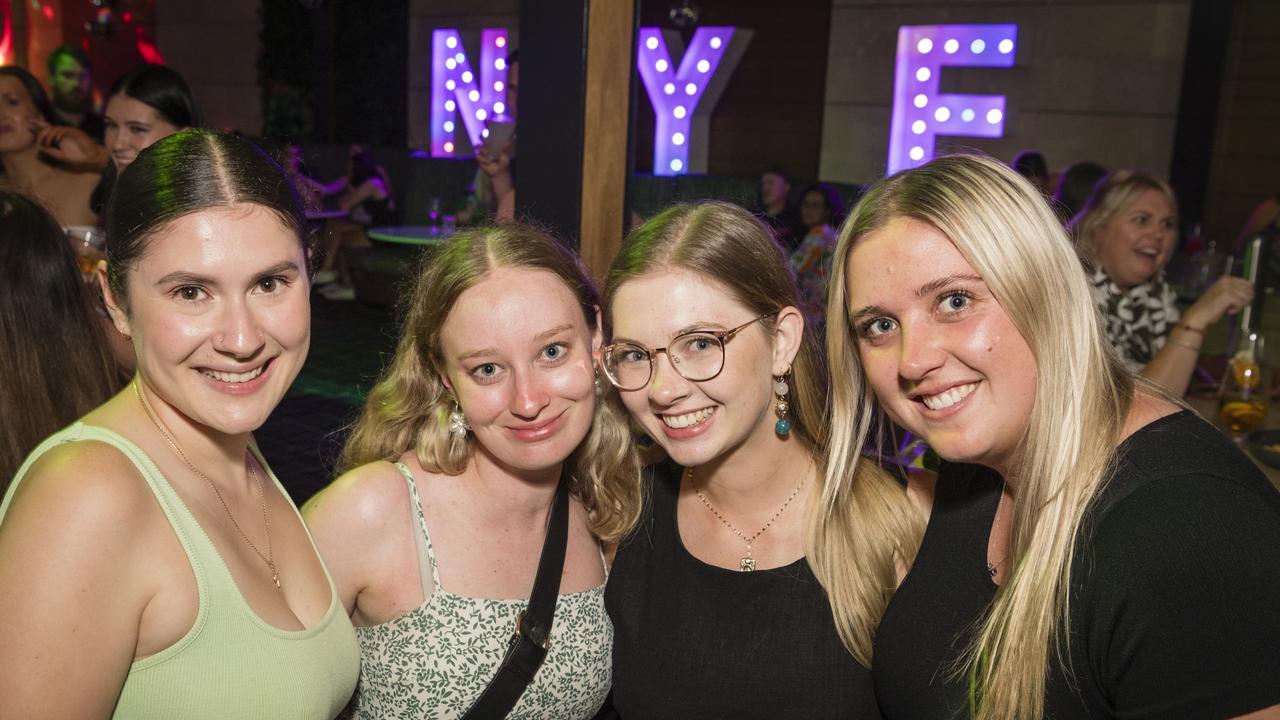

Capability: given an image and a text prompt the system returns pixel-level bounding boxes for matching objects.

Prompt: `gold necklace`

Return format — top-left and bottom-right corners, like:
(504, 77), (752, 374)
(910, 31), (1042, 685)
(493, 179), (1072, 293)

(689, 466), (804, 572)
(133, 379), (280, 589)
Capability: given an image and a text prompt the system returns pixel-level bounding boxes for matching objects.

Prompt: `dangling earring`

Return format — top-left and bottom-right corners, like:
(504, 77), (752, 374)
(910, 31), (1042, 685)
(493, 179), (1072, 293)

(448, 401), (470, 437)
(774, 372), (792, 436)
(594, 367), (604, 396)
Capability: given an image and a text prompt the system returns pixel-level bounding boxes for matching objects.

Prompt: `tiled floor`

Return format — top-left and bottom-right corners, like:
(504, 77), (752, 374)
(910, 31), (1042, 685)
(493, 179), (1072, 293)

(255, 294), (401, 504)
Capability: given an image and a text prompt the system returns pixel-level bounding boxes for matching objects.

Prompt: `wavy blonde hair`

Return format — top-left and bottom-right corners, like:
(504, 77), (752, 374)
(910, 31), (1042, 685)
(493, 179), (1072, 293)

(603, 201), (919, 666)
(341, 224), (644, 541)
(1068, 170), (1177, 261)
(827, 154), (1134, 717)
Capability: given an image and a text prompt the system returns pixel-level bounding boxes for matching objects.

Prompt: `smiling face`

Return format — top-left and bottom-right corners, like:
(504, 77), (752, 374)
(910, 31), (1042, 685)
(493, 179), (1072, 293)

(846, 216), (1037, 474)
(610, 268), (791, 468)
(1093, 188), (1177, 289)
(104, 93), (182, 173)
(105, 204), (310, 437)
(0, 75), (40, 153)
(438, 266), (600, 477)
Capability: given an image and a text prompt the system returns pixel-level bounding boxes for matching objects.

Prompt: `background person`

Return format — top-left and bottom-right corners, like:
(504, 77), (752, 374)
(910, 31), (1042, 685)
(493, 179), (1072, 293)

(828, 153), (1280, 720)
(305, 224), (640, 718)
(0, 66), (100, 226)
(0, 130), (360, 719)
(1072, 170), (1253, 395)
(790, 182), (843, 325)
(0, 190), (120, 489)
(753, 166), (804, 251)
(46, 44), (104, 141)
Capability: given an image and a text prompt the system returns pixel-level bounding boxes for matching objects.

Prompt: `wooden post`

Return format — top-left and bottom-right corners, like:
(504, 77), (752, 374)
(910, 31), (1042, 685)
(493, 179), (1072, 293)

(579, 0), (638, 281)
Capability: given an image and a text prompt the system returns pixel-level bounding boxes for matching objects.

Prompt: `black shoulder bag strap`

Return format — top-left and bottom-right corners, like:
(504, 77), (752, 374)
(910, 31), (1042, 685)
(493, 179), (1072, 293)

(461, 473), (571, 719)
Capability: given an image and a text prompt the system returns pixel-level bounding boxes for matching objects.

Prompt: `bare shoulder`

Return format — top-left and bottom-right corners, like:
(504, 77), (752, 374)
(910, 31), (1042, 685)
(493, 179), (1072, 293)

(303, 460), (412, 540)
(6, 439), (155, 535)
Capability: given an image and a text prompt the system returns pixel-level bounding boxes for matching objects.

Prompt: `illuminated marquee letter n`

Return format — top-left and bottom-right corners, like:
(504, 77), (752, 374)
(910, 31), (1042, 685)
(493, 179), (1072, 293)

(637, 26), (752, 176)
(887, 24), (1017, 174)
(431, 28), (511, 158)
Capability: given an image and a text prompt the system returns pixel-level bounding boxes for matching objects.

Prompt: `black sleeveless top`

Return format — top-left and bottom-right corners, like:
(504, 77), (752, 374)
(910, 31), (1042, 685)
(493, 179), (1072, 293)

(605, 463), (881, 719)
(873, 411), (1280, 719)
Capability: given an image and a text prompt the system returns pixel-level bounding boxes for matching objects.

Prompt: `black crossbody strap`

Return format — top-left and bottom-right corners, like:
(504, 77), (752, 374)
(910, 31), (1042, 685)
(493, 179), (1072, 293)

(461, 473), (571, 719)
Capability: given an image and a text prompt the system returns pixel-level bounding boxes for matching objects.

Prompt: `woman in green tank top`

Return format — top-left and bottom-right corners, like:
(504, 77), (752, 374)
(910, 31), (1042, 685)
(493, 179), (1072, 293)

(303, 225), (644, 718)
(0, 130), (360, 719)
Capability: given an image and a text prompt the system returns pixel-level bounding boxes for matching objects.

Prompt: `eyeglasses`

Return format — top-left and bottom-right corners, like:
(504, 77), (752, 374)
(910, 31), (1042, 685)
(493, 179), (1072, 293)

(600, 314), (774, 391)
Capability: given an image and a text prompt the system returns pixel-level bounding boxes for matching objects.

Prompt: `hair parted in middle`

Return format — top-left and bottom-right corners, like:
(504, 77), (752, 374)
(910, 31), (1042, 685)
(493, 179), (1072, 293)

(341, 223), (643, 542)
(827, 153), (1135, 719)
(601, 201), (921, 668)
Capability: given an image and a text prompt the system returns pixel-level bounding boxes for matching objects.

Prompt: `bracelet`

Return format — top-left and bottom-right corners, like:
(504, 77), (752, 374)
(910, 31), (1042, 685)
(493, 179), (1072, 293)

(1166, 337), (1202, 352)
(1174, 323), (1205, 335)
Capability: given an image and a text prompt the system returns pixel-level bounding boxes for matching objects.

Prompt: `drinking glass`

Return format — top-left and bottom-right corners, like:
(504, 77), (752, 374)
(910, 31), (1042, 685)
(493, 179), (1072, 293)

(1218, 331), (1270, 441)
(66, 226), (106, 280)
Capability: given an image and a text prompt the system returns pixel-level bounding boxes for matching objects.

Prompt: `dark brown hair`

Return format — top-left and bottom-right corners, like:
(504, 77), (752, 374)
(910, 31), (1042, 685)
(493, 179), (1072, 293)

(0, 191), (119, 488)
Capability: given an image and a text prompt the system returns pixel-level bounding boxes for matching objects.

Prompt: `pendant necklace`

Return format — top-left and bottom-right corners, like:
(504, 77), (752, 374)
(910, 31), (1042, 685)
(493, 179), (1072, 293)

(689, 466), (804, 572)
(134, 380), (281, 589)
(986, 479), (1010, 579)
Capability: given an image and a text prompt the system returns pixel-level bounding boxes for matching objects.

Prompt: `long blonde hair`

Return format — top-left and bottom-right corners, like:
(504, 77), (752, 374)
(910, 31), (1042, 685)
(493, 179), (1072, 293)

(341, 224), (644, 541)
(603, 201), (919, 666)
(827, 154), (1134, 717)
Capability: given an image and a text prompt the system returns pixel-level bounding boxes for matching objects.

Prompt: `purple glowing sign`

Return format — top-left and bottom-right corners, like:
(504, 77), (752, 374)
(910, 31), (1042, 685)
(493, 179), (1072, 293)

(637, 27), (751, 176)
(431, 29), (510, 157)
(888, 24), (1017, 174)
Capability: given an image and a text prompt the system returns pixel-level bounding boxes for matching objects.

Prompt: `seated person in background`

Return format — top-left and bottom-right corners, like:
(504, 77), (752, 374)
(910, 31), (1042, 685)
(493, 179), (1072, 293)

(0, 190), (121, 489)
(46, 44), (104, 142)
(1072, 170), (1253, 396)
(790, 182), (843, 325)
(1051, 160), (1107, 224)
(314, 145), (397, 300)
(0, 67), (100, 226)
(753, 166), (805, 251)
(1011, 150), (1051, 195)
(1236, 192), (1280, 252)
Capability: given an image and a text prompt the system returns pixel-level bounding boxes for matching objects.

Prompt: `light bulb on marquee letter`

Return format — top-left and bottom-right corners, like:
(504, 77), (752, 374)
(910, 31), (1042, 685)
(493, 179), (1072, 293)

(431, 28), (510, 157)
(887, 24), (1017, 174)
(638, 26), (752, 176)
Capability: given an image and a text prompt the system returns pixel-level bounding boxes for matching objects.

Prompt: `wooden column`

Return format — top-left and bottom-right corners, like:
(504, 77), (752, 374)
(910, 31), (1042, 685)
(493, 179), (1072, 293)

(579, 0), (638, 281)
(517, 0), (637, 280)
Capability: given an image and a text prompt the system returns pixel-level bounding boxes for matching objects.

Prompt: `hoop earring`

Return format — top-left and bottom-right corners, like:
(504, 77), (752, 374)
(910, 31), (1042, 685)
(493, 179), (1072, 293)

(448, 401), (470, 437)
(774, 372), (792, 436)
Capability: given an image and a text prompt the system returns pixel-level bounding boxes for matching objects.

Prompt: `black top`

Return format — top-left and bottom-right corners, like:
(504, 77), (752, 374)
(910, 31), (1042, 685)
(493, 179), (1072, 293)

(605, 462), (880, 719)
(873, 411), (1280, 719)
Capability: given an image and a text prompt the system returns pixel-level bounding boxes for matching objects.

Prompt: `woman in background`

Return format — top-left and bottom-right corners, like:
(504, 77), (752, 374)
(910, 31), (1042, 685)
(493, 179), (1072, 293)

(1072, 170), (1253, 395)
(305, 224), (641, 718)
(0, 67), (99, 226)
(829, 153), (1280, 719)
(0, 190), (119, 488)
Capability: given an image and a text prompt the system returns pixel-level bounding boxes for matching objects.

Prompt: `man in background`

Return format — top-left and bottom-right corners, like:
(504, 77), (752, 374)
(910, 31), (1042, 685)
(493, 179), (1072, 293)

(46, 45), (104, 142)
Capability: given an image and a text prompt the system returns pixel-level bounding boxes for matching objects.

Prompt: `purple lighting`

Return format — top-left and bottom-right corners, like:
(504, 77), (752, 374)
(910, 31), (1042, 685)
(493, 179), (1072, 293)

(888, 24), (1017, 174)
(638, 26), (752, 176)
(431, 28), (510, 158)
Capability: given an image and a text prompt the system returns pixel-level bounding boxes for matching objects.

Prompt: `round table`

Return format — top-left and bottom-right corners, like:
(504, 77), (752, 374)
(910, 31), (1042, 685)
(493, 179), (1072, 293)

(367, 225), (451, 246)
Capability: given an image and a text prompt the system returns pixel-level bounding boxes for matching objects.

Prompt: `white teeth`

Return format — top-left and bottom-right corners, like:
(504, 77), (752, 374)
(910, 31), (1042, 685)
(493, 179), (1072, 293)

(922, 382), (977, 411)
(662, 407), (714, 428)
(201, 365), (265, 384)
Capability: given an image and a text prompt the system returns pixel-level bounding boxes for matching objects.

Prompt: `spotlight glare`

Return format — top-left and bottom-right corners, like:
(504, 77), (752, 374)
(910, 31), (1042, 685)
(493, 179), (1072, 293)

(934, 107), (951, 122)
(998, 38), (1014, 54)
(445, 36), (457, 49)
(670, 159), (684, 172)
(909, 146), (925, 161)
(672, 132), (685, 145)
(917, 38), (933, 53)
(646, 36), (659, 50)
(987, 108), (1003, 124)
(697, 59), (711, 73)
(913, 93), (928, 108)
(944, 39), (959, 54)
(916, 67), (931, 82)
(911, 120), (926, 134)
(971, 39), (986, 54)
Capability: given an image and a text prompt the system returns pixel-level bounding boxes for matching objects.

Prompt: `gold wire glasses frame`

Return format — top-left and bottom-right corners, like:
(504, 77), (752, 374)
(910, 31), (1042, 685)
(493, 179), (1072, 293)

(600, 314), (775, 391)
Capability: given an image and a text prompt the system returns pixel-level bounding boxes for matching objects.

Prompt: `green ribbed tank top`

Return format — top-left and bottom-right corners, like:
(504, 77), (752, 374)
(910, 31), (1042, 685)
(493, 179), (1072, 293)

(1, 423), (361, 720)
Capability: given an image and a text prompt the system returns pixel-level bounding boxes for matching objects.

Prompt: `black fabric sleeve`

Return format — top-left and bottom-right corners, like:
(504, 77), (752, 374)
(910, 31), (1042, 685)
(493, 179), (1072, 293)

(1080, 473), (1280, 719)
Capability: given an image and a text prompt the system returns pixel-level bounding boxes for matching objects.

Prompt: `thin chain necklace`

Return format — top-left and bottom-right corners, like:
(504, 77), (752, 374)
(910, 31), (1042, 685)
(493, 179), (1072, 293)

(133, 379), (280, 589)
(986, 479), (1010, 579)
(688, 466), (804, 572)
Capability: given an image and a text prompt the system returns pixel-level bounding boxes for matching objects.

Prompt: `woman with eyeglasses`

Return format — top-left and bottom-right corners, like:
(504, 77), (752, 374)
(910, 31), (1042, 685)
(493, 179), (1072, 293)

(599, 201), (919, 718)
